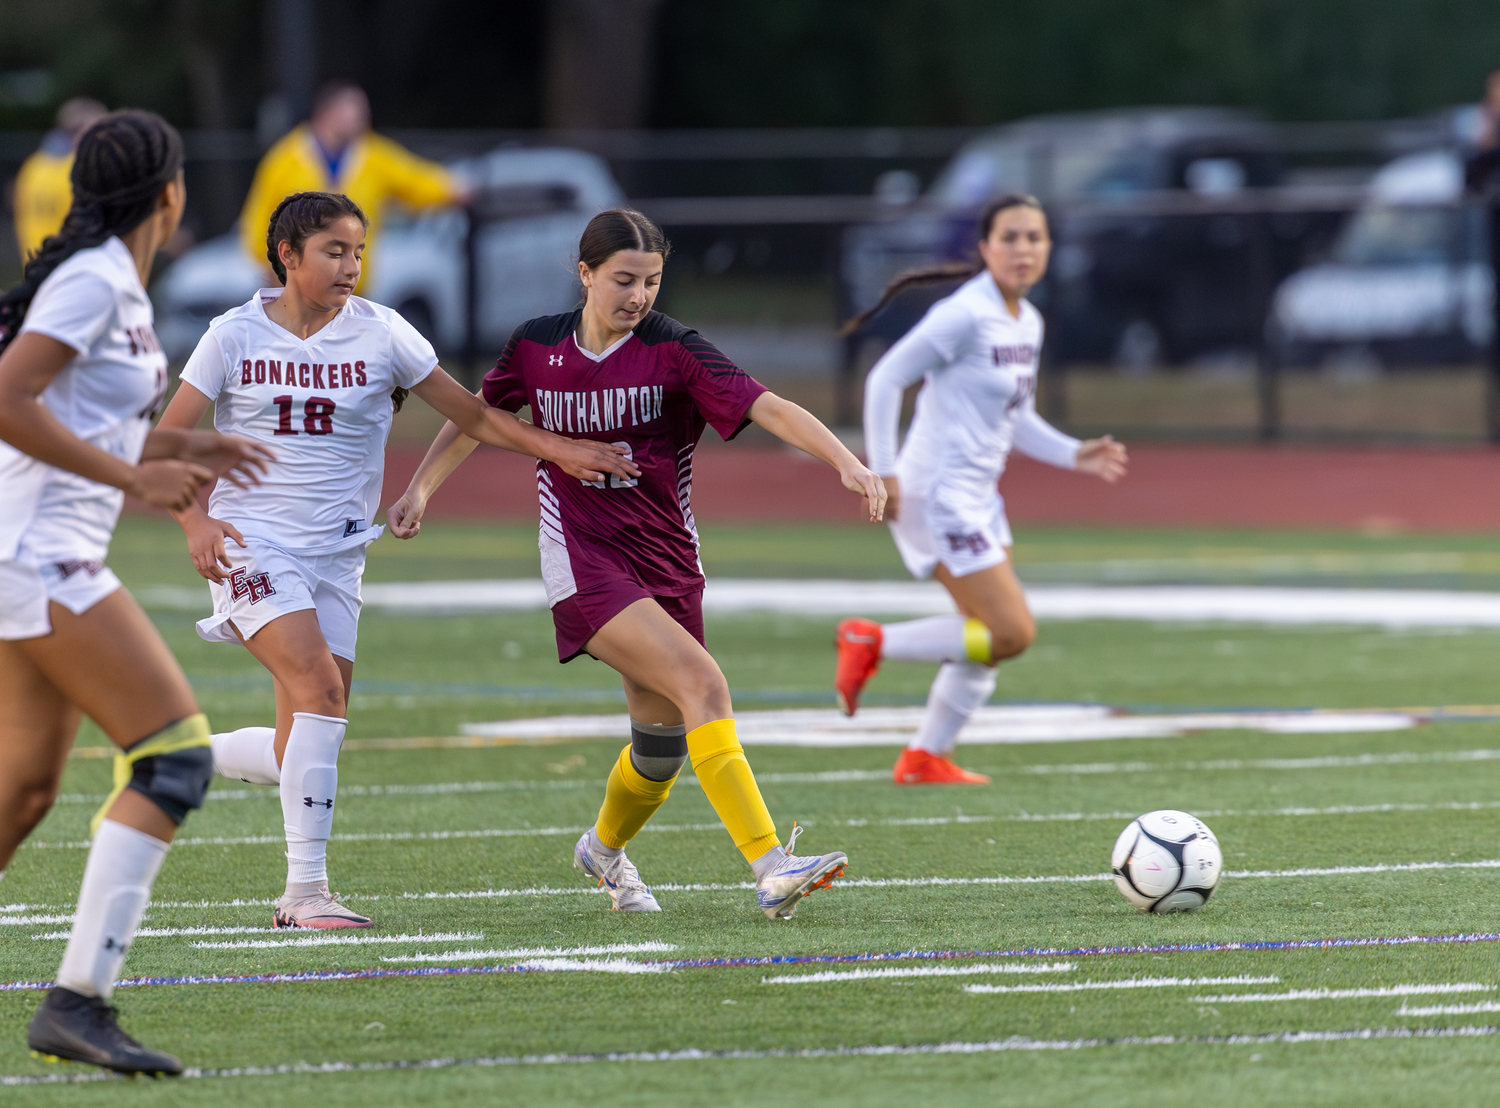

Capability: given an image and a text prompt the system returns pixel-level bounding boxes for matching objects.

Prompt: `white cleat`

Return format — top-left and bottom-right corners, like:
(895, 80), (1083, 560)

(272, 884), (372, 929)
(756, 824), (847, 920)
(574, 831), (662, 912)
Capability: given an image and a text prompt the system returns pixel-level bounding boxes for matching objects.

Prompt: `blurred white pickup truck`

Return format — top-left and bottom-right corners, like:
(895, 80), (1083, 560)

(153, 146), (625, 361)
(1269, 149), (1492, 368)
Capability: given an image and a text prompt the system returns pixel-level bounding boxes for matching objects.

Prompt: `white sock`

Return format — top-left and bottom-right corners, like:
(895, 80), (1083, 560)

(279, 712), (346, 890)
(211, 726), (279, 785)
(586, 827), (623, 862)
(880, 616), (988, 663)
(55, 819), (169, 999)
(910, 662), (998, 756)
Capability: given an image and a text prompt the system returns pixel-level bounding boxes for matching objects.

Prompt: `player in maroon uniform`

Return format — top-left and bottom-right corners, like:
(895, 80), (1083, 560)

(391, 209), (885, 918)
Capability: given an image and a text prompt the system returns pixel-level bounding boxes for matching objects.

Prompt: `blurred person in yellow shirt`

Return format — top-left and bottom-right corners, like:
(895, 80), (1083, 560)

(239, 81), (467, 292)
(12, 98), (108, 261)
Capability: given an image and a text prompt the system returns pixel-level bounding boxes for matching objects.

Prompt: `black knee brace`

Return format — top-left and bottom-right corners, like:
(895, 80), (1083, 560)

(630, 720), (688, 782)
(127, 745), (215, 825)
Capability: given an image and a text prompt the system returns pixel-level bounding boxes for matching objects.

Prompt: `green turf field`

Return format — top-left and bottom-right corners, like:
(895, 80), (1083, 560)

(5, 518), (1500, 1105)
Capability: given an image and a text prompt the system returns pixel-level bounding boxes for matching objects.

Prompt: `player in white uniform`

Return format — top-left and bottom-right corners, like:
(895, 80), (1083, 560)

(0, 111), (271, 1076)
(835, 194), (1127, 784)
(158, 191), (636, 929)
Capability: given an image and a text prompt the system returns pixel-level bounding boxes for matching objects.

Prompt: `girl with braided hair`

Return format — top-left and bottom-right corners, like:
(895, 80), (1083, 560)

(0, 109), (272, 1077)
(835, 194), (1128, 784)
(156, 191), (637, 929)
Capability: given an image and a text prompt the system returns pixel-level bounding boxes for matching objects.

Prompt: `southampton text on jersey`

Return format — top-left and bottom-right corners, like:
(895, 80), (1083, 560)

(531, 385), (665, 434)
(240, 359), (369, 389)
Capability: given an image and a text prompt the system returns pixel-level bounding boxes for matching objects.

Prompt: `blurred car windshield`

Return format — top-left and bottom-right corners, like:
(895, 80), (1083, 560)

(929, 140), (1166, 207)
(1334, 205), (1461, 266)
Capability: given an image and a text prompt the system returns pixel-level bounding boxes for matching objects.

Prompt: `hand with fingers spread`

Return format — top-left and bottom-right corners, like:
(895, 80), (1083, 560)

(550, 438), (640, 485)
(182, 513), (248, 581)
(839, 460), (888, 522)
(176, 431), (276, 489)
(386, 494), (425, 540)
(1076, 435), (1128, 483)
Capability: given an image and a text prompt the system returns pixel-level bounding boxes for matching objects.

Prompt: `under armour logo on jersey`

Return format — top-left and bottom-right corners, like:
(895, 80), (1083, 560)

(228, 567), (276, 604)
(304, 797), (334, 809)
(549, 354), (564, 366)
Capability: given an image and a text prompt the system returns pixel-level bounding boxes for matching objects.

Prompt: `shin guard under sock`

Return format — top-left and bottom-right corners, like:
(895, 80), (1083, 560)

(879, 615), (992, 664)
(594, 744), (678, 849)
(687, 719), (779, 863)
(911, 661), (998, 756)
(56, 819), (169, 999)
(278, 712), (345, 887)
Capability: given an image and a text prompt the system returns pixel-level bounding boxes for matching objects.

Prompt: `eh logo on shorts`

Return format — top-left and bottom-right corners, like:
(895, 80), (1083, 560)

(228, 567), (276, 604)
(945, 531), (992, 555)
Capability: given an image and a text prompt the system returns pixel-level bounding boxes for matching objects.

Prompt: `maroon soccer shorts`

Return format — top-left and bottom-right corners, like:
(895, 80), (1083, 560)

(551, 578), (706, 663)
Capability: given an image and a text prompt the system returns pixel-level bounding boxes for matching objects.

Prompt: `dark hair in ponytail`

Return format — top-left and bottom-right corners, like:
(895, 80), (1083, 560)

(0, 110), (183, 356)
(259, 192), (410, 410)
(840, 192), (1046, 337)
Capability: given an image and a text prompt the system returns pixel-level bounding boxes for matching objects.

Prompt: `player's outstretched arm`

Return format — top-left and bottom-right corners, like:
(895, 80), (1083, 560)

(0, 332), (212, 510)
(387, 417), (479, 540)
(411, 369), (639, 475)
(747, 391), (887, 522)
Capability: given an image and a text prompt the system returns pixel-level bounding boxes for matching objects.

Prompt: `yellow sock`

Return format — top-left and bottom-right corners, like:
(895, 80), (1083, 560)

(594, 744), (676, 849)
(687, 719), (780, 863)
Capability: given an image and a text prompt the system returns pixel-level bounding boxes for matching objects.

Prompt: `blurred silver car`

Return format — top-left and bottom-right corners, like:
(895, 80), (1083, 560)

(153, 147), (626, 361)
(1269, 149), (1492, 367)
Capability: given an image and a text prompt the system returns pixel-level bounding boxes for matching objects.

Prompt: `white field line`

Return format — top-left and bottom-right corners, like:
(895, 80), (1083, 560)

(29, 802), (1500, 855)
(133, 579), (1500, 627)
(13, 1027), (1492, 1085)
(762, 961), (1078, 984)
(1195, 984), (1496, 1003)
(379, 941), (678, 964)
(192, 931), (482, 951)
(17, 858), (1500, 917)
(0, 915), (70, 926)
(1399, 1001), (1500, 1016)
(48, 746), (1500, 809)
(460, 704), (1415, 746)
(32, 925), (273, 941)
(964, 975), (1280, 995)
(509, 958), (670, 975)
(1013, 747), (1500, 777)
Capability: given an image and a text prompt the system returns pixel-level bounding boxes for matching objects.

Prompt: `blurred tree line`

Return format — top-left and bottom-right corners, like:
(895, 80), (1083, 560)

(1, 0), (1499, 131)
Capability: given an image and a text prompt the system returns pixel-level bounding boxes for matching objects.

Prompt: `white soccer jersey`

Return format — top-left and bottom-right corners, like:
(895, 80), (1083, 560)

(179, 290), (437, 555)
(864, 271), (1079, 512)
(0, 236), (169, 563)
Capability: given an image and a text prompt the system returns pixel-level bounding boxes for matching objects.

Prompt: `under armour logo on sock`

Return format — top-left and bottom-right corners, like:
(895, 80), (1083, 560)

(103, 936), (129, 953)
(303, 797), (334, 809)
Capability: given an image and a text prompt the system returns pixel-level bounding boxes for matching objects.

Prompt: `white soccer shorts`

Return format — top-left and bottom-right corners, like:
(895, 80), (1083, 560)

(0, 556), (124, 640)
(889, 490), (1012, 580)
(196, 537), (366, 661)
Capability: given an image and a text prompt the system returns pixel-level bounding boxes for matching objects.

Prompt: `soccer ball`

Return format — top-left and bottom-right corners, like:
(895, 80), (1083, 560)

(1111, 810), (1222, 914)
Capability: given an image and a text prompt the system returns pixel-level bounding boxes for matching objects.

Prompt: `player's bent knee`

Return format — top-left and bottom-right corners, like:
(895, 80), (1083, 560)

(13, 777), (62, 836)
(988, 617), (1036, 661)
(126, 745), (215, 825)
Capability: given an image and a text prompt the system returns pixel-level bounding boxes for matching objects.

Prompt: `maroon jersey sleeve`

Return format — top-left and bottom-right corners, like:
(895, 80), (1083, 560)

(674, 330), (768, 441)
(480, 323), (529, 413)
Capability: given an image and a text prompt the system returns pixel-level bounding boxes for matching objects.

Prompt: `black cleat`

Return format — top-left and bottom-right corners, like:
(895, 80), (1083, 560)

(26, 986), (183, 1077)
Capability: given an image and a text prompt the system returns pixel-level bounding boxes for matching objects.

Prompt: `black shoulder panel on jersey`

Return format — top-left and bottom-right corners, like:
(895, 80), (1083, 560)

(519, 311), (581, 348)
(631, 311), (693, 346)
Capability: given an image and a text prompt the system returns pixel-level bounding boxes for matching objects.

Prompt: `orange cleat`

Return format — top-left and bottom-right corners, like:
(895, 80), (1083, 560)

(893, 747), (991, 785)
(835, 617), (883, 716)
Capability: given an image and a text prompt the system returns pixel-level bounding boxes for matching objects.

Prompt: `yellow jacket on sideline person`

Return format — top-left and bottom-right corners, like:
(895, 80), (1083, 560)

(13, 142), (74, 261)
(239, 125), (458, 291)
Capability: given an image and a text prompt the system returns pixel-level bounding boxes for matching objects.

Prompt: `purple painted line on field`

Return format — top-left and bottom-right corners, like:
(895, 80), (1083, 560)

(3, 931), (1498, 993)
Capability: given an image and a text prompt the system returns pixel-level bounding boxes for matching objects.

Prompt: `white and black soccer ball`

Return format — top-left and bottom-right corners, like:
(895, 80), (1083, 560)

(1111, 809), (1222, 914)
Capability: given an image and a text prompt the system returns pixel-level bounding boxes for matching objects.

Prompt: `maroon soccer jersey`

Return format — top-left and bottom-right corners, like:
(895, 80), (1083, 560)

(482, 310), (767, 606)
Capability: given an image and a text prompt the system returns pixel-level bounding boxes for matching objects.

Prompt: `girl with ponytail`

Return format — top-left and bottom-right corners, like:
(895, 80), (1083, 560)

(835, 193), (1129, 784)
(0, 109), (271, 1077)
